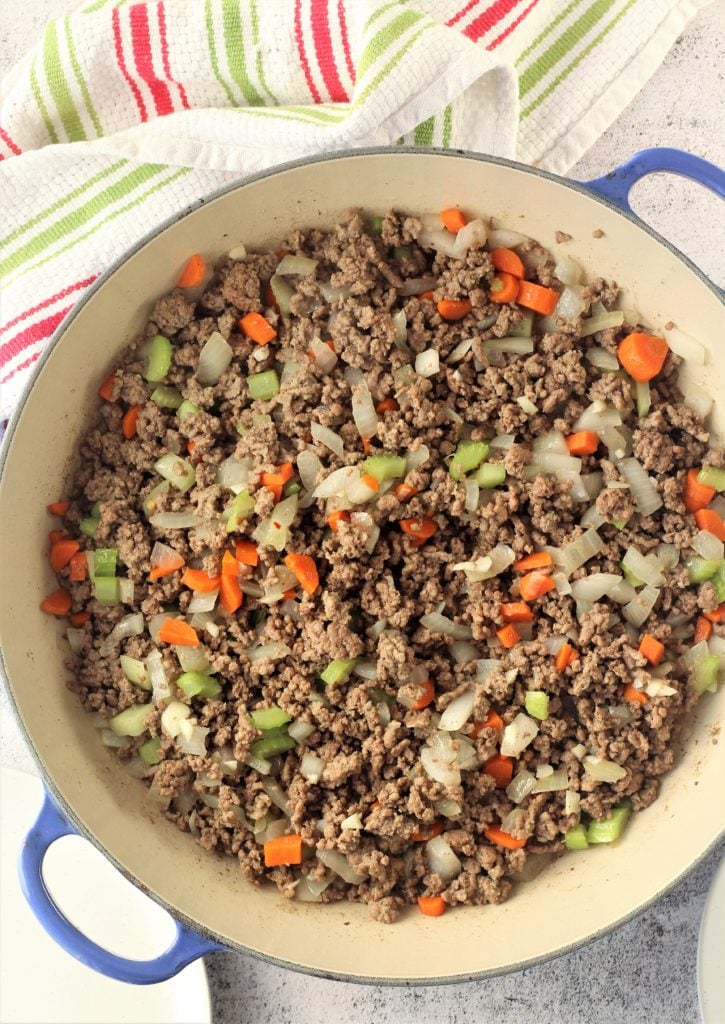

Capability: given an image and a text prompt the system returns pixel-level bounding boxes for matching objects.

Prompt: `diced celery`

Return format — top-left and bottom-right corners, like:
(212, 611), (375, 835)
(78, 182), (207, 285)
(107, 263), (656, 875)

(611, 518), (628, 531)
(247, 370), (280, 401)
(320, 658), (359, 686)
(225, 489), (255, 533)
(449, 440), (490, 481)
(120, 655), (150, 690)
(143, 480), (170, 518)
(283, 481), (301, 498)
(144, 334), (173, 382)
(586, 801), (631, 845)
(712, 562), (725, 604)
(635, 379), (651, 418)
(369, 215), (383, 235)
(138, 737), (162, 765)
(250, 730), (296, 759)
(473, 463), (506, 488)
(698, 467), (725, 492)
(176, 671), (221, 699)
(362, 453), (406, 483)
(620, 562), (642, 588)
(525, 691), (549, 721)
(177, 399), (201, 420)
(236, 423), (248, 437)
(564, 824), (589, 851)
(79, 517), (99, 538)
(154, 453), (196, 493)
(250, 705), (292, 731)
(94, 577), (120, 606)
(151, 385), (183, 409)
(94, 548), (117, 578)
(693, 654), (720, 694)
(686, 557), (721, 583)
(109, 703), (152, 737)
(509, 313), (534, 339)
(91, 502), (103, 517)
(269, 275), (294, 315)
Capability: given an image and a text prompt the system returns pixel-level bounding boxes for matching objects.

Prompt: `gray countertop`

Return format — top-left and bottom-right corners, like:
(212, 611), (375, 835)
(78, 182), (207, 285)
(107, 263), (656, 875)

(1, 3), (724, 1022)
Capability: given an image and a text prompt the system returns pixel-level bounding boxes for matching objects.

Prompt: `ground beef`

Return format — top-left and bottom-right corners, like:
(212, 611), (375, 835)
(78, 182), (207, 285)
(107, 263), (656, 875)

(51, 208), (720, 924)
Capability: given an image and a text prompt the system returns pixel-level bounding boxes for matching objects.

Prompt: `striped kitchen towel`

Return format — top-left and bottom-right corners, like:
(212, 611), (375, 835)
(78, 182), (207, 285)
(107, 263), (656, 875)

(0, 0), (711, 418)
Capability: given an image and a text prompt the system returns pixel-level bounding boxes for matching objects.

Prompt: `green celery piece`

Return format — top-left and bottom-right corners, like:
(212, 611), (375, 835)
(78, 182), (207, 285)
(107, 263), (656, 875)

(283, 481), (302, 497)
(235, 423), (248, 437)
(449, 440), (490, 481)
(94, 577), (120, 606)
(611, 518), (628, 531)
(94, 548), (117, 578)
(91, 502), (103, 517)
(321, 658), (359, 686)
(176, 672), (221, 699)
(226, 489), (255, 533)
(586, 801), (632, 845)
(138, 737), (162, 765)
(247, 370), (280, 401)
(473, 463), (506, 488)
(177, 399), (201, 421)
(250, 730), (296, 759)
(697, 467), (725, 492)
(79, 517), (99, 538)
(109, 703), (152, 737)
(154, 453), (196, 493)
(151, 385), (183, 409)
(509, 313), (534, 339)
(693, 653), (720, 695)
(371, 687), (394, 706)
(564, 824), (589, 851)
(143, 480), (171, 518)
(250, 705), (292, 731)
(362, 453), (406, 483)
(369, 215), (383, 235)
(120, 655), (150, 690)
(620, 562), (642, 588)
(270, 275), (294, 315)
(686, 557), (720, 584)
(524, 690), (549, 721)
(712, 562), (725, 604)
(144, 334), (173, 382)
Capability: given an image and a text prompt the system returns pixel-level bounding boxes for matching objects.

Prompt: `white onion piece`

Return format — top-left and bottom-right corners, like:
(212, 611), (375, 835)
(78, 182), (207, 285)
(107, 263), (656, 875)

(161, 699), (190, 738)
(544, 635), (568, 655)
(261, 777), (290, 816)
(517, 396), (539, 415)
(692, 529), (724, 562)
(464, 478), (479, 512)
(447, 338), (474, 363)
(188, 589), (219, 614)
(583, 756), (627, 783)
(570, 573), (623, 602)
(574, 401), (623, 434)
(288, 720), (316, 744)
(601, 426), (629, 462)
(351, 381), (378, 439)
(392, 309), (408, 349)
(177, 721), (209, 756)
(656, 543), (680, 571)
(488, 228), (529, 249)
(609, 704), (634, 725)
(247, 642), (291, 662)
(216, 456), (251, 494)
(501, 713), (539, 757)
(311, 422), (344, 458)
(645, 679), (677, 698)
(559, 528), (604, 575)
(608, 578), (637, 604)
(400, 276), (437, 296)
(506, 769), (536, 804)
(555, 285), (583, 321)
(341, 813), (363, 831)
(297, 449), (323, 509)
(420, 612), (472, 640)
(66, 627), (86, 653)
(683, 383), (713, 419)
(317, 848), (368, 885)
(176, 645), (210, 673)
(435, 799), (462, 819)
(533, 431), (569, 456)
(565, 790), (581, 816)
(490, 433), (515, 450)
(476, 658), (502, 682)
(101, 728), (130, 748)
(146, 648), (170, 704)
(439, 689), (475, 731)
(276, 254), (317, 277)
(581, 505), (606, 529)
(585, 346), (620, 370)
(253, 494), (298, 552)
(619, 457), (662, 516)
(307, 336), (336, 374)
(406, 443), (430, 471)
(418, 227), (460, 257)
(228, 243), (247, 260)
(352, 660), (377, 680)
(319, 281), (350, 303)
(421, 744), (460, 786)
(295, 877), (331, 903)
(452, 544), (515, 582)
(554, 253), (583, 286)
(664, 325), (706, 365)
(196, 331), (233, 386)
(523, 452), (581, 478)
(622, 585), (660, 627)
(622, 547), (665, 587)
(453, 217), (487, 257)
(415, 348), (439, 378)
(150, 512), (203, 529)
(300, 753), (324, 783)
(551, 570), (572, 596)
(99, 612), (144, 656)
(346, 476), (378, 505)
(481, 337), (534, 355)
(501, 808), (525, 836)
(449, 641), (479, 665)
(532, 770), (568, 793)
(149, 542), (183, 577)
(369, 618), (388, 640)
(426, 835), (462, 882)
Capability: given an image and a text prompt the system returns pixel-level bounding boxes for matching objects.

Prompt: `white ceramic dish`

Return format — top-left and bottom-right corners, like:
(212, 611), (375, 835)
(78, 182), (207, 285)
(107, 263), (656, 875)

(698, 852), (725, 1024)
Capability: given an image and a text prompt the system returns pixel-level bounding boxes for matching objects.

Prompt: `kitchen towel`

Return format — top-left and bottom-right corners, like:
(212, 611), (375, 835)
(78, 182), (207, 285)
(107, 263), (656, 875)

(0, 0), (711, 418)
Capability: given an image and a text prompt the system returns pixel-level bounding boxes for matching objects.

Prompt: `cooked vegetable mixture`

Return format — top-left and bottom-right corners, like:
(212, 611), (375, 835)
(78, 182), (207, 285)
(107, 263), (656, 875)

(44, 208), (724, 922)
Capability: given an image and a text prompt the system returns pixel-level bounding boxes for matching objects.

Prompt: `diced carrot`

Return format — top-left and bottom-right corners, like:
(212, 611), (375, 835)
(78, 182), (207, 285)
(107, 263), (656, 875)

(469, 709), (504, 738)
(262, 462), (294, 503)
(219, 574), (243, 614)
(263, 834), (303, 867)
(639, 633), (665, 666)
(40, 589), (72, 617)
(394, 482), (419, 502)
(157, 618), (199, 647)
(282, 588), (298, 601)
(695, 508), (725, 542)
(148, 552), (185, 581)
(375, 398), (399, 414)
(121, 403), (142, 439)
(694, 616), (713, 644)
(490, 247), (525, 278)
(180, 568), (220, 593)
(239, 311), (277, 345)
(555, 642), (578, 671)
(500, 601), (532, 623)
(437, 298), (472, 321)
(69, 611), (90, 626)
(516, 280), (559, 316)
(410, 679), (435, 711)
(484, 754), (514, 788)
(418, 895), (447, 917)
(361, 437), (373, 456)
(484, 825), (527, 850)
(513, 551), (553, 572)
(327, 510), (351, 533)
(235, 540), (259, 566)
(97, 371), (117, 402)
(177, 253), (205, 288)
(69, 552), (88, 582)
(519, 571), (556, 602)
(284, 553), (319, 595)
(565, 431), (599, 456)
(221, 551), (238, 576)
(49, 539), (80, 572)
(361, 473), (379, 491)
(187, 440), (196, 455)
(684, 469), (716, 514)
(49, 530), (66, 544)
(623, 683), (647, 705)
(617, 332), (669, 382)
(264, 282), (278, 311)
(47, 501), (69, 516)
(439, 207), (467, 232)
(705, 604), (725, 623)
(411, 820), (444, 842)
(368, 800), (381, 811)
(419, 290), (435, 301)
(399, 518), (437, 546)
(489, 272), (519, 304)
(275, 248), (290, 261)
(497, 623), (520, 649)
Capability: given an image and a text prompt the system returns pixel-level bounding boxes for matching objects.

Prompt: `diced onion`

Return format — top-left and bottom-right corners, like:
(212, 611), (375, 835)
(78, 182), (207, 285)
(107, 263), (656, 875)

(420, 612), (472, 640)
(99, 612), (144, 656)
(317, 848), (368, 884)
(524, 452), (581, 479)
(664, 325), (706, 365)
(452, 544), (515, 582)
(406, 444), (430, 472)
(490, 434), (515, 450)
(656, 543), (680, 570)
(532, 769), (568, 793)
(506, 769), (536, 804)
(196, 331), (233, 386)
(392, 310), (408, 351)
(261, 777), (290, 816)
(297, 449), (323, 508)
(447, 338), (474, 363)
(415, 349), (439, 378)
(464, 478), (479, 512)
(66, 627), (86, 653)
(150, 512), (203, 529)
(288, 721), (315, 744)
(692, 529), (724, 562)
(579, 312), (625, 339)
(608, 578), (637, 604)
(581, 505), (606, 529)
(425, 834), (462, 881)
(188, 589), (219, 613)
(295, 877), (331, 902)
(565, 790), (581, 816)
(311, 422), (344, 458)
(622, 547), (665, 587)
(352, 381), (378, 439)
(517, 396), (539, 415)
(147, 648), (170, 703)
(645, 679), (677, 698)
(177, 720), (210, 756)
(276, 254), (318, 277)
(570, 573), (623, 602)
(161, 699), (190, 738)
(417, 227), (460, 258)
(400, 276), (437, 296)
(421, 741), (460, 786)
(247, 642), (291, 662)
(216, 456), (251, 494)
(449, 641), (479, 666)
(501, 713), (539, 757)
(149, 542), (183, 577)
(533, 431), (568, 456)
(622, 584), (660, 627)
(555, 285), (584, 321)
(559, 528), (604, 575)
(309, 336), (337, 373)
(683, 383), (713, 420)
(583, 756), (627, 783)
(439, 689), (475, 731)
(252, 494), (298, 551)
(299, 753), (324, 783)
(453, 218), (487, 257)
(341, 813), (363, 831)
(476, 659), (502, 682)
(228, 243), (247, 260)
(619, 457), (662, 516)
(574, 401), (623, 434)
(176, 645), (210, 672)
(481, 337), (534, 355)
(488, 228), (529, 249)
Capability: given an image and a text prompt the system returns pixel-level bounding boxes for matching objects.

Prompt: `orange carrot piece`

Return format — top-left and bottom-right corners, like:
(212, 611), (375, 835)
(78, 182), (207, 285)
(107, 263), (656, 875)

(565, 431), (599, 456)
(49, 538), (80, 572)
(484, 754), (514, 788)
(623, 683), (647, 705)
(497, 623), (520, 649)
(177, 253), (205, 288)
(491, 247), (525, 278)
(281, 587), (297, 601)
(327, 510), (350, 533)
(97, 371), (117, 402)
(411, 820), (444, 842)
(265, 282), (278, 311)
(394, 482), (419, 502)
(261, 462), (295, 504)
(513, 551), (553, 572)
(49, 530), (66, 544)
(469, 709), (504, 739)
(235, 540), (259, 566)
(519, 570), (556, 602)
(410, 679), (435, 711)
(358, 474), (377, 492)
(284, 553), (319, 595)
(418, 895), (447, 917)
(500, 601), (532, 623)
(47, 501), (69, 516)
(437, 298), (472, 321)
(489, 272), (519, 304)
(639, 633), (665, 666)
(180, 568), (221, 593)
(555, 642), (578, 672)
(439, 207), (467, 232)
(419, 290), (435, 301)
(375, 397), (399, 414)
(263, 834), (303, 868)
(694, 616), (713, 644)
(695, 508), (725, 542)
(69, 552), (88, 582)
(69, 611), (90, 626)
(148, 553), (185, 581)
(239, 311), (276, 345)
(157, 618), (200, 647)
(484, 825), (527, 850)
(40, 589), (72, 616)
(219, 574), (243, 614)
(705, 604), (725, 623)
(221, 551), (238, 576)
(122, 403), (142, 439)
(516, 280), (559, 316)
(617, 332), (669, 382)
(361, 437), (373, 456)
(684, 469), (716, 514)
(399, 518), (437, 544)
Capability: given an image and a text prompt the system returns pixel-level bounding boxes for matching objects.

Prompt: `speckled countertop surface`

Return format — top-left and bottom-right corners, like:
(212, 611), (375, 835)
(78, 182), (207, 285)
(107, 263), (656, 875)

(1, 3), (724, 1022)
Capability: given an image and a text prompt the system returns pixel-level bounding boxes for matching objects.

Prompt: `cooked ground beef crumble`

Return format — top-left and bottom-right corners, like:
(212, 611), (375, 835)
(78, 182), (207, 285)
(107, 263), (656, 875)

(45, 208), (724, 924)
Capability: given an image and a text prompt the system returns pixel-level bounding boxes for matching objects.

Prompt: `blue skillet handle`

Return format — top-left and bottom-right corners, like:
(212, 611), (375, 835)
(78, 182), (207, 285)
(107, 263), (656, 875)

(583, 147), (725, 211)
(19, 789), (225, 984)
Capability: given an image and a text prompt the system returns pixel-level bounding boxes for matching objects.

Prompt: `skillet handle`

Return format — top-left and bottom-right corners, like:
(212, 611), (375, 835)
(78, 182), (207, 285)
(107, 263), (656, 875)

(19, 789), (225, 985)
(583, 147), (725, 211)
